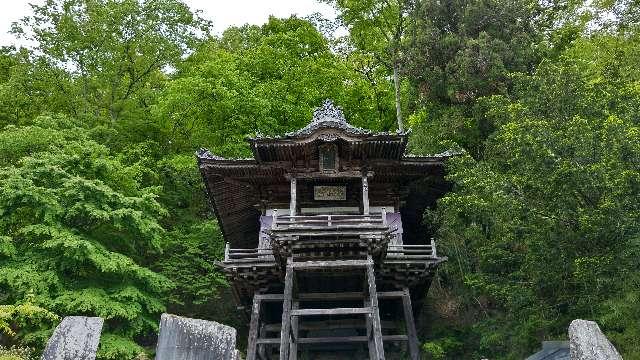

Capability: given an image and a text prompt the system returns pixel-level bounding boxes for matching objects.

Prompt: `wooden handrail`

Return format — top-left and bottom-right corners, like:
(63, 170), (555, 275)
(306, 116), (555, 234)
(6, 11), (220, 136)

(227, 248), (274, 253)
(224, 243), (438, 262)
(225, 247), (276, 262)
(386, 244), (438, 259)
(271, 212), (387, 230)
(277, 214), (384, 220)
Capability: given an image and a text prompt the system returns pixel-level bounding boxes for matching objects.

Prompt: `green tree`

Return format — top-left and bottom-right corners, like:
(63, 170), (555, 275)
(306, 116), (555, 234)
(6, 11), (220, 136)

(324, 0), (412, 130)
(0, 47), (76, 127)
(12, 0), (208, 124)
(156, 16), (394, 157)
(423, 31), (640, 359)
(151, 154), (238, 327)
(0, 115), (172, 358)
(0, 295), (58, 342)
(404, 0), (545, 158)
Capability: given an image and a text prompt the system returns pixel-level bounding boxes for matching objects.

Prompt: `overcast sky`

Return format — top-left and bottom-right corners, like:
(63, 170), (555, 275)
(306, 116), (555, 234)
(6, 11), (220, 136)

(0, 0), (337, 47)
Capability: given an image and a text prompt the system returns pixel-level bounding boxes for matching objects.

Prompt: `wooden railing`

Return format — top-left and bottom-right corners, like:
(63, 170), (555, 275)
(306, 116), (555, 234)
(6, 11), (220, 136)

(271, 208), (389, 230)
(385, 239), (438, 260)
(223, 240), (440, 263)
(223, 244), (275, 262)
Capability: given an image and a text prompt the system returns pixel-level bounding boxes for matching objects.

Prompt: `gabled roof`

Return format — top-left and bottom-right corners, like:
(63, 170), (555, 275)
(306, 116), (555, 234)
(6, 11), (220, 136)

(244, 100), (413, 162)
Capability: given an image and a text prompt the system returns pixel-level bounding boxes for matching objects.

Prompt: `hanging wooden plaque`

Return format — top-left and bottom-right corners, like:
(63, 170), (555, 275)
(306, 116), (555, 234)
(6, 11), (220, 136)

(314, 186), (346, 201)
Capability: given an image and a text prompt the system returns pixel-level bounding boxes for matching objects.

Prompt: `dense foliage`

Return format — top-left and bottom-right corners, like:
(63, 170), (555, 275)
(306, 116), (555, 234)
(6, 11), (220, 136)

(0, 0), (638, 359)
(422, 33), (640, 358)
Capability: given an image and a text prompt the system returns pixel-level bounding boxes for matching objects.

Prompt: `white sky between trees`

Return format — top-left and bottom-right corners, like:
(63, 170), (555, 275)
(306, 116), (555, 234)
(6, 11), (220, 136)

(0, 0), (337, 47)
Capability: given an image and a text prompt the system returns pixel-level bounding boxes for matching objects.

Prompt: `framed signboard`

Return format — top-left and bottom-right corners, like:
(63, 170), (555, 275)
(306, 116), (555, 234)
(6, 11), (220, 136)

(314, 185), (346, 201)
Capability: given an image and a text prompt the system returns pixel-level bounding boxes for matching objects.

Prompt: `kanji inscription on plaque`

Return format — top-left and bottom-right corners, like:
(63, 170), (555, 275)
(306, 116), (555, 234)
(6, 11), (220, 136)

(314, 186), (346, 201)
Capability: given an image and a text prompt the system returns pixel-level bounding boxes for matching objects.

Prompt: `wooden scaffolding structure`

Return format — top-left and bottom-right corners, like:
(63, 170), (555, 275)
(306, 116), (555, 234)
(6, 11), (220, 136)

(245, 257), (423, 360)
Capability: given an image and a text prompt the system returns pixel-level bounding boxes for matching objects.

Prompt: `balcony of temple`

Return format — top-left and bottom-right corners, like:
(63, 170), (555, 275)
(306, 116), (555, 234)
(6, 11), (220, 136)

(217, 235), (446, 308)
(266, 210), (394, 261)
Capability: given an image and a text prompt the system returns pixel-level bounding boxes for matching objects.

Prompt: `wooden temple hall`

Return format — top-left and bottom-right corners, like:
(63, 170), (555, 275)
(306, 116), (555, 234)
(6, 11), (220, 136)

(197, 100), (451, 359)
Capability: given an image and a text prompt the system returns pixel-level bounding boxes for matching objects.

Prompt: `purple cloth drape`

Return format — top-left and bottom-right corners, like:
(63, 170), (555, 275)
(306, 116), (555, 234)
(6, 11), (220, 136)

(386, 212), (403, 245)
(259, 215), (273, 252)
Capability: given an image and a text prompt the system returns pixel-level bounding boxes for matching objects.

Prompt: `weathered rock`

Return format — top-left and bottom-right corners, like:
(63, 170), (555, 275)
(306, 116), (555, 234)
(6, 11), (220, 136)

(41, 316), (103, 360)
(569, 319), (622, 360)
(155, 313), (237, 360)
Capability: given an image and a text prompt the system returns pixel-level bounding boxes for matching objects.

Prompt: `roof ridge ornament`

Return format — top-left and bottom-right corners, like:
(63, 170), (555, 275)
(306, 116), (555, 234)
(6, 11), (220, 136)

(281, 99), (371, 137)
(312, 99), (346, 123)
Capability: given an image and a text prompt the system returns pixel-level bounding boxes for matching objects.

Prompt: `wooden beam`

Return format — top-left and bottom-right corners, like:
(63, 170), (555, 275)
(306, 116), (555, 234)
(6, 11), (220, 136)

(279, 258), (294, 360)
(366, 256), (385, 359)
(297, 291), (364, 301)
(258, 335), (408, 345)
(365, 299), (376, 360)
(257, 338), (281, 345)
(377, 291), (406, 298)
(263, 319), (399, 332)
(300, 336), (369, 344)
(289, 177), (297, 217)
(362, 175), (370, 215)
(291, 307), (372, 316)
(287, 170), (374, 179)
(297, 335), (407, 344)
(290, 301), (299, 360)
(255, 294), (285, 301)
(258, 324), (268, 360)
(382, 335), (408, 342)
(271, 229), (391, 237)
(292, 259), (372, 270)
(295, 291), (405, 301)
(247, 294), (262, 360)
(401, 288), (420, 360)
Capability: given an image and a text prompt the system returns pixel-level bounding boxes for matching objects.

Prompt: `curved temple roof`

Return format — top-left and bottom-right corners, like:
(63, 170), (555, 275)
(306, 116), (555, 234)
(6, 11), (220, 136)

(197, 100), (455, 248)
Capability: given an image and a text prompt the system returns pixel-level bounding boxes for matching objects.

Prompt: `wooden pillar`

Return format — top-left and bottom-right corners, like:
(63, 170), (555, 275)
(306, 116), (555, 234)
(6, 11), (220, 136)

(290, 177), (297, 217)
(366, 256), (385, 359)
(289, 301), (299, 360)
(247, 294), (262, 360)
(362, 175), (370, 215)
(431, 238), (437, 258)
(279, 257), (294, 360)
(258, 324), (268, 360)
(401, 288), (420, 360)
(364, 299), (376, 360)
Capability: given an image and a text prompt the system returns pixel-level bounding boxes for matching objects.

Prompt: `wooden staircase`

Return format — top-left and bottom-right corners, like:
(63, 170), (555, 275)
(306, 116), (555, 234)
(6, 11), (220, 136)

(245, 255), (421, 360)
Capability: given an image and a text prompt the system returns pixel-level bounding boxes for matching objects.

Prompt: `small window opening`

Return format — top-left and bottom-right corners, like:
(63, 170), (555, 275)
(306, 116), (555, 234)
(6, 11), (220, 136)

(320, 145), (337, 172)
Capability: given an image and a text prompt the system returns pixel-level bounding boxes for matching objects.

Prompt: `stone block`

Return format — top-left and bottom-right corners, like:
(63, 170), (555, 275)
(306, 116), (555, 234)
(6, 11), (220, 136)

(155, 313), (237, 360)
(569, 319), (622, 360)
(41, 316), (103, 360)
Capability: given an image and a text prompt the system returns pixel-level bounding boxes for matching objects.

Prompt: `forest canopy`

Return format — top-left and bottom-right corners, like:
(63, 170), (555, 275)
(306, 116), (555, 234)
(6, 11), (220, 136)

(0, 0), (638, 359)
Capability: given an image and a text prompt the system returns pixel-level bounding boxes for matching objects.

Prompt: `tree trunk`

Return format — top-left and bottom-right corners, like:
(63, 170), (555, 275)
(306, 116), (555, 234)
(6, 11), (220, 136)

(393, 61), (404, 131)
